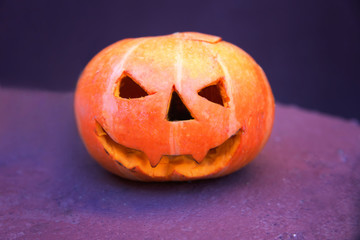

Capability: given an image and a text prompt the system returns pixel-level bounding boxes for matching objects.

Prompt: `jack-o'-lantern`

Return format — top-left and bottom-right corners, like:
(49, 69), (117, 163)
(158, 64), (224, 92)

(75, 32), (274, 181)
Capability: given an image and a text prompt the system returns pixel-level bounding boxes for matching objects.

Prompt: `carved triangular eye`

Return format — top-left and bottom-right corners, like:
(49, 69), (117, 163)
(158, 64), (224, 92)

(198, 80), (229, 107)
(115, 74), (149, 99)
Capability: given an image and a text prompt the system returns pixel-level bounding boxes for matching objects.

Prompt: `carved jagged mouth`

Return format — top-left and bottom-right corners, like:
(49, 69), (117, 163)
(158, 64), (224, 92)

(94, 121), (243, 178)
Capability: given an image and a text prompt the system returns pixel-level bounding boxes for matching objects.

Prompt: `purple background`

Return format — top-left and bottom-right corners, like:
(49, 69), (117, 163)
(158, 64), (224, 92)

(0, 0), (359, 120)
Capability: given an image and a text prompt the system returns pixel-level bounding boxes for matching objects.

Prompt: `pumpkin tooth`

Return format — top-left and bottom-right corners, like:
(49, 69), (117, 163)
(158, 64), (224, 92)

(147, 153), (162, 168)
(191, 149), (208, 164)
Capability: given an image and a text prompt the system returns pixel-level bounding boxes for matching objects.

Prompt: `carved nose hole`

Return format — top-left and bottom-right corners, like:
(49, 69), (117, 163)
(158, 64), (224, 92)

(167, 88), (194, 121)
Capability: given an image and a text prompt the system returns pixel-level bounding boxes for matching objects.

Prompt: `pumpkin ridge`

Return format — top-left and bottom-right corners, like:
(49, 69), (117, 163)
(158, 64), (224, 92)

(215, 54), (241, 137)
(101, 38), (149, 133)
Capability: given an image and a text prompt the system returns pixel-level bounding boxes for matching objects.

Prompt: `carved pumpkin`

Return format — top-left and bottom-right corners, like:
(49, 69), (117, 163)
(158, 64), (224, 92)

(75, 32), (274, 181)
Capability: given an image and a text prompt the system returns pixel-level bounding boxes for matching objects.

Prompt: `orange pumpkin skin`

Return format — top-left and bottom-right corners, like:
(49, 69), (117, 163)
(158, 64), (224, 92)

(75, 32), (275, 181)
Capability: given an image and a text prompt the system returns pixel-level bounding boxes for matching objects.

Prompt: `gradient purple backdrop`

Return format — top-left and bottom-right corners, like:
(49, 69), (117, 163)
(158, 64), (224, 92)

(0, 0), (359, 120)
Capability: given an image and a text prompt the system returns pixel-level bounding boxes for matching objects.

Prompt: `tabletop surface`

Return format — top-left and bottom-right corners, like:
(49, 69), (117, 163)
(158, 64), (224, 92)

(0, 88), (359, 240)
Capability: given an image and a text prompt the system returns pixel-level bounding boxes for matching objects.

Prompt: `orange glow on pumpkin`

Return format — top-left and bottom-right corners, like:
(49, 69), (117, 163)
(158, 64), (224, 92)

(74, 32), (275, 181)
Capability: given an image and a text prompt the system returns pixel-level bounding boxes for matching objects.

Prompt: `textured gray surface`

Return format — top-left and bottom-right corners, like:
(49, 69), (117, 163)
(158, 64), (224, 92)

(0, 88), (359, 239)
